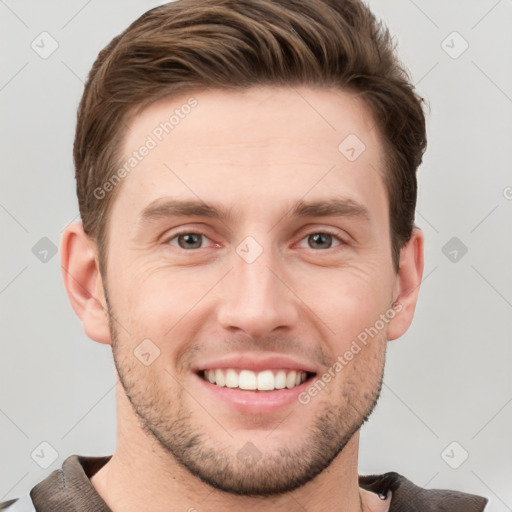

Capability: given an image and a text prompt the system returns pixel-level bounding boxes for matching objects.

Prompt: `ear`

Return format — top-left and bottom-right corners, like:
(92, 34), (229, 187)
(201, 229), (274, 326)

(60, 222), (111, 345)
(387, 227), (424, 341)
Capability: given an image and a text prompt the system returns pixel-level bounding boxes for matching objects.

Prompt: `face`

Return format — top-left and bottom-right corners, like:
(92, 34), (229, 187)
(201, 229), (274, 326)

(102, 86), (398, 495)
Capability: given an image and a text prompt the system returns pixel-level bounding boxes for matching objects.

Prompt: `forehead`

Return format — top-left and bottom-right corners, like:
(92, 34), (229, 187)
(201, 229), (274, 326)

(111, 86), (387, 225)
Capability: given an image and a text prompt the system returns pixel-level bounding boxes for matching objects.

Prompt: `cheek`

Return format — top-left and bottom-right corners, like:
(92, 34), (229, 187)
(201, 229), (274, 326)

(119, 268), (215, 340)
(341, 331), (386, 394)
(293, 260), (392, 338)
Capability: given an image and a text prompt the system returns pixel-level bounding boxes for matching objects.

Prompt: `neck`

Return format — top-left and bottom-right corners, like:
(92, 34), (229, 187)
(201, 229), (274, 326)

(91, 385), (365, 512)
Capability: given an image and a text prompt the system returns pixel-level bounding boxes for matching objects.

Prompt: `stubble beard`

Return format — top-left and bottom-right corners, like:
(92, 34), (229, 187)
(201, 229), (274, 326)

(107, 304), (385, 497)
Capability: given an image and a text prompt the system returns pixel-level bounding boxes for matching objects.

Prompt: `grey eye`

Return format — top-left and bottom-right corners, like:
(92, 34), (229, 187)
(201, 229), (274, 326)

(306, 233), (336, 249)
(170, 233), (206, 249)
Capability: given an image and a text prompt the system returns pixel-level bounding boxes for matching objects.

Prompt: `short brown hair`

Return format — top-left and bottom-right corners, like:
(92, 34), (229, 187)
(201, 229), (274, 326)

(74, 0), (427, 276)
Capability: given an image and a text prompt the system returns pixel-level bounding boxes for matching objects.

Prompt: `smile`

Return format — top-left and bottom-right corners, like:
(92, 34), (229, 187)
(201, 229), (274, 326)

(198, 368), (315, 391)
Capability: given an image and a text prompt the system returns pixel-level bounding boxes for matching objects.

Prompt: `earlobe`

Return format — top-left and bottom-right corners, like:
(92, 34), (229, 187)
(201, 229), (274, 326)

(387, 227), (424, 341)
(60, 222), (112, 345)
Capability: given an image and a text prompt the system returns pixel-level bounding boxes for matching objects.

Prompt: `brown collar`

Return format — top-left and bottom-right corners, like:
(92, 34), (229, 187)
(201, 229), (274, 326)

(29, 454), (488, 512)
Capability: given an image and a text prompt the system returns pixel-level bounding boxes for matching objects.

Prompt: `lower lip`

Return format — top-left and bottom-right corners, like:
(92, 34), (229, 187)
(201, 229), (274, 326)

(193, 372), (314, 414)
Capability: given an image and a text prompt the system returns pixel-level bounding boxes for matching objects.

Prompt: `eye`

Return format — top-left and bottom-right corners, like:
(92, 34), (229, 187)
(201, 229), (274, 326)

(165, 230), (346, 251)
(297, 231), (344, 250)
(167, 231), (213, 250)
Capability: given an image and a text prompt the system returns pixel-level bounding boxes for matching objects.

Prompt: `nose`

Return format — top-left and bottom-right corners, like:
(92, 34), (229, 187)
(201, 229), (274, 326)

(216, 241), (299, 340)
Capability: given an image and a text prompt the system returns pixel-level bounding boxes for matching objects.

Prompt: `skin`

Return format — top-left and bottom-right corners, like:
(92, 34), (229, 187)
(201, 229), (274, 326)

(61, 86), (424, 512)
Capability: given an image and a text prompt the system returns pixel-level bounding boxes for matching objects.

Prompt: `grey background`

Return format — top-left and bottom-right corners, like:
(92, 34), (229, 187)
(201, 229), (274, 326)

(1, 0), (511, 509)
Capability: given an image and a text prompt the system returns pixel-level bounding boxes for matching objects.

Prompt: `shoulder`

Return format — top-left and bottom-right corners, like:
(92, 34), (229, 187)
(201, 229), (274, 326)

(359, 471), (489, 511)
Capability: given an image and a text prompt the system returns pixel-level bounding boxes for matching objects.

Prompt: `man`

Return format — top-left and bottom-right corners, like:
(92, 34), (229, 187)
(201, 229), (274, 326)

(1, 0), (489, 510)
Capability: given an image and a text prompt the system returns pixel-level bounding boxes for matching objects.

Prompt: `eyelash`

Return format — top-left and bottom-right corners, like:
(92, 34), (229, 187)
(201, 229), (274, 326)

(165, 229), (346, 251)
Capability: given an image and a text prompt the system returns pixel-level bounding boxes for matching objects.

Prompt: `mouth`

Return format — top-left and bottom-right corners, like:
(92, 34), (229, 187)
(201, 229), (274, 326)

(196, 368), (317, 392)
(191, 354), (319, 413)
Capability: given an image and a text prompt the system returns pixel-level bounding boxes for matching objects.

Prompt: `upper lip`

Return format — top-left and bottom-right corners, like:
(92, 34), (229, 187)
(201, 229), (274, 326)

(192, 354), (318, 374)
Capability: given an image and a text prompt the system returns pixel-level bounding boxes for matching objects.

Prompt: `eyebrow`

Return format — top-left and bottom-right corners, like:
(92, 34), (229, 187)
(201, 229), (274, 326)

(138, 196), (370, 224)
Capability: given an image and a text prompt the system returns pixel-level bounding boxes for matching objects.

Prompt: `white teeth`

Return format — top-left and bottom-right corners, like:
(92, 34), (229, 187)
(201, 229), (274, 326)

(275, 370), (287, 389)
(215, 369), (225, 387)
(225, 369), (238, 388)
(202, 368), (309, 391)
(256, 370), (275, 391)
(239, 369), (257, 390)
(286, 372), (296, 389)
